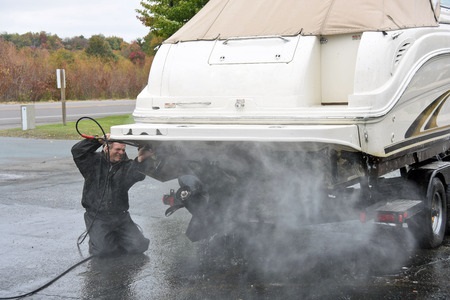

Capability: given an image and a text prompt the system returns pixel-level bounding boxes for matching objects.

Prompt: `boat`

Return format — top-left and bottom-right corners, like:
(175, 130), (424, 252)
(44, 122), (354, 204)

(110, 0), (450, 246)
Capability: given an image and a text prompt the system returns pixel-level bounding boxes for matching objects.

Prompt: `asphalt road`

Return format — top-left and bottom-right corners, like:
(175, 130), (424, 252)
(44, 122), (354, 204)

(0, 137), (450, 299)
(0, 100), (136, 130)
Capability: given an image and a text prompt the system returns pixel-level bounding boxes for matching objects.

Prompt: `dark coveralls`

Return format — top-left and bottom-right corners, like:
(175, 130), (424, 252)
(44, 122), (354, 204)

(71, 139), (150, 256)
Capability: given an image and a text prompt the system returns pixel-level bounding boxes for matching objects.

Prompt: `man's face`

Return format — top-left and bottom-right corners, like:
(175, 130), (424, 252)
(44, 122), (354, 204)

(105, 142), (126, 163)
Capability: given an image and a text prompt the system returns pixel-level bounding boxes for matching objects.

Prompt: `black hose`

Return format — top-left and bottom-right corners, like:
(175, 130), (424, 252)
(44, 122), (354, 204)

(74, 117), (141, 249)
(0, 256), (95, 300)
(0, 116), (130, 299)
(75, 117), (112, 249)
(75, 116), (106, 140)
(75, 116), (141, 147)
(75, 116), (151, 252)
(2, 117), (106, 299)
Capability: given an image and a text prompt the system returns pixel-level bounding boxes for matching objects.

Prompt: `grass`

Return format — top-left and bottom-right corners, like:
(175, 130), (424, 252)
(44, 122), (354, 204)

(0, 114), (134, 140)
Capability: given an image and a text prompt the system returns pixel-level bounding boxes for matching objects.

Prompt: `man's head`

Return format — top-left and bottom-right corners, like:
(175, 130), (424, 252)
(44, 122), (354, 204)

(103, 142), (126, 163)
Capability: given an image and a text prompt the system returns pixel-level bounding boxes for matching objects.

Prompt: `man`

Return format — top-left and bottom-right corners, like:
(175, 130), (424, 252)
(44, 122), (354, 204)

(72, 134), (153, 256)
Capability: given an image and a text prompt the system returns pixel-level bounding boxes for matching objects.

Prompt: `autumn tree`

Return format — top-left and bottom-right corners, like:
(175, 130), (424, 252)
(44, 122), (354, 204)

(0, 39), (16, 99)
(121, 42), (146, 66)
(38, 32), (64, 50)
(0, 30), (151, 102)
(136, 0), (208, 40)
(0, 38), (55, 101)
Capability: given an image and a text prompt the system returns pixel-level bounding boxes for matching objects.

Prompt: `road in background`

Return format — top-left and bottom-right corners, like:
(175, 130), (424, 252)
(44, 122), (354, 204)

(0, 99), (136, 129)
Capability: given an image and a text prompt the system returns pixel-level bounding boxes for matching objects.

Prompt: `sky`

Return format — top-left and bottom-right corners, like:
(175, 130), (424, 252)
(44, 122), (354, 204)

(0, 0), (149, 42)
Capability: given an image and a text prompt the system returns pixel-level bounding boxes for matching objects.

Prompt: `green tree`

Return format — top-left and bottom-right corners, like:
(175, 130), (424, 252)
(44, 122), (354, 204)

(63, 35), (88, 51)
(106, 36), (124, 51)
(3, 32), (33, 48)
(49, 48), (75, 68)
(137, 0), (208, 40)
(139, 32), (163, 56)
(85, 35), (116, 60)
(1, 32), (63, 50)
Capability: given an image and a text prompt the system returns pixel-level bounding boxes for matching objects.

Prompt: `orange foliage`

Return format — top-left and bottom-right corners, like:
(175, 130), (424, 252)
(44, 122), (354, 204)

(0, 38), (152, 102)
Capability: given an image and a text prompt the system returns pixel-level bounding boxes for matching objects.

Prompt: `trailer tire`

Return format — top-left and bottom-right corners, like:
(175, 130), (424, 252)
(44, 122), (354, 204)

(447, 185), (450, 235)
(408, 177), (447, 249)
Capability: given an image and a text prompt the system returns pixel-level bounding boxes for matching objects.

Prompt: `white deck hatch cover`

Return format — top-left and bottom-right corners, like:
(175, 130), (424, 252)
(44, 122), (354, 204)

(208, 36), (300, 65)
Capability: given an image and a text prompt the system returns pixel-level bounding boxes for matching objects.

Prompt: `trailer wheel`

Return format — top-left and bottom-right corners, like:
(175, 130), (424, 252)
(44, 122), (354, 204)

(446, 185), (450, 235)
(409, 177), (447, 248)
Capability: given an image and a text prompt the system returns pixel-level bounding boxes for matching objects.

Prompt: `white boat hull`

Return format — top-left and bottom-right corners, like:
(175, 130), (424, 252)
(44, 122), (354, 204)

(111, 1), (450, 188)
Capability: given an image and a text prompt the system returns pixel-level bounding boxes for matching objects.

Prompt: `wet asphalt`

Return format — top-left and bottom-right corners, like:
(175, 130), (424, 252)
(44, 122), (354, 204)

(0, 137), (450, 299)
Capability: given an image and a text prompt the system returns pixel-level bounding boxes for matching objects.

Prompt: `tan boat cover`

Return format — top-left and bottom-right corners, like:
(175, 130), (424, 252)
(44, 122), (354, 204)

(165, 0), (440, 43)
